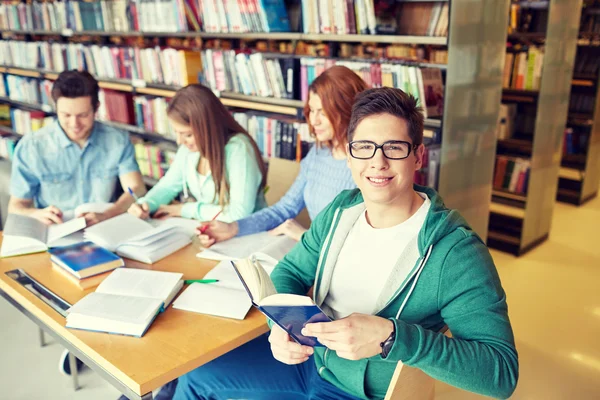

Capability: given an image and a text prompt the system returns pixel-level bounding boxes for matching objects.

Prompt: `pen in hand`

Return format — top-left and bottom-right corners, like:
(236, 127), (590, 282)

(127, 187), (140, 202)
(184, 279), (219, 284)
(199, 210), (223, 234)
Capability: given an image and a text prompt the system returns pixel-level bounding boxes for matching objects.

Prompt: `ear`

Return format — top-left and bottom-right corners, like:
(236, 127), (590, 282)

(414, 144), (425, 171)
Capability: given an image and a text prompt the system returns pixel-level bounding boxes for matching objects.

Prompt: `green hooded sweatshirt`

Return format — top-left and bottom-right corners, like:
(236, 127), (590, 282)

(271, 185), (518, 399)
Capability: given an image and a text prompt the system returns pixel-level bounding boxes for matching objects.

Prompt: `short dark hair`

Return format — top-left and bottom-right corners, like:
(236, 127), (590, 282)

(347, 87), (424, 146)
(51, 70), (99, 111)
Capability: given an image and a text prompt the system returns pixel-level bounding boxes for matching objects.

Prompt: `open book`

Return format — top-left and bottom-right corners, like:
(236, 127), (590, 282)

(83, 214), (192, 264)
(62, 202), (113, 222)
(197, 232), (297, 271)
(0, 214), (86, 258)
(232, 258), (331, 346)
(66, 268), (184, 337)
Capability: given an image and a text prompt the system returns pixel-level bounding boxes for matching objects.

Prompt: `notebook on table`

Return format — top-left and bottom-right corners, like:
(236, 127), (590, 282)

(66, 268), (184, 337)
(83, 214), (192, 264)
(0, 214), (86, 258)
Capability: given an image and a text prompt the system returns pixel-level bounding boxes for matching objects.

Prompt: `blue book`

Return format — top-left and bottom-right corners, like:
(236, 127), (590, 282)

(231, 260), (332, 347)
(48, 241), (124, 279)
(256, 0), (291, 32)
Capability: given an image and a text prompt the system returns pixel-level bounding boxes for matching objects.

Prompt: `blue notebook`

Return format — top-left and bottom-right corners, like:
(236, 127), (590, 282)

(48, 241), (124, 279)
(231, 260), (331, 346)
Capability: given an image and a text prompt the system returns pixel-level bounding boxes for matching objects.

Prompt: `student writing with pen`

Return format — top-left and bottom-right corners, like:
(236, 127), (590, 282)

(127, 85), (266, 222)
(9, 71), (146, 228)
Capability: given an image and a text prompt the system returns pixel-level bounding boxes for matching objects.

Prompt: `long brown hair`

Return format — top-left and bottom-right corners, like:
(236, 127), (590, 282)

(167, 84), (267, 206)
(303, 66), (369, 149)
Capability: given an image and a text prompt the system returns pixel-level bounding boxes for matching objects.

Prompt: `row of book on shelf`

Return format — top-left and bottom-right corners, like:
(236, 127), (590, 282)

(570, 93), (596, 115)
(507, 1), (547, 35)
(0, 40), (201, 87)
(0, 0), (450, 36)
(300, 0), (448, 37)
(200, 49), (445, 118)
(0, 0), (289, 34)
(573, 49), (600, 77)
(502, 45), (544, 91)
(1, 39), (446, 114)
(493, 156), (530, 196)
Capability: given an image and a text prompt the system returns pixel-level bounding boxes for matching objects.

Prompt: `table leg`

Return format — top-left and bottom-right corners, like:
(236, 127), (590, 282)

(68, 352), (80, 391)
(39, 327), (46, 347)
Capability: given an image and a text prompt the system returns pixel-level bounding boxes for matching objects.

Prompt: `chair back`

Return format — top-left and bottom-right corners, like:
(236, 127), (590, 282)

(265, 158), (311, 228)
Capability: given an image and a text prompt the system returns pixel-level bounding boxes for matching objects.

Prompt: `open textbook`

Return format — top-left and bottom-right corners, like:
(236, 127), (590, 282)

(83, 214), (192, 264)
(232, 258), (331, 346)
(66, 268), (184, 337)
(196, 232), (297, 270)
(0, 214), (86, 257)
(174, 258), (331, 347)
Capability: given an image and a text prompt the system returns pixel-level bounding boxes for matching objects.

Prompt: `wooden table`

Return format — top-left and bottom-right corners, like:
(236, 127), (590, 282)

(0, 234), (269, 399)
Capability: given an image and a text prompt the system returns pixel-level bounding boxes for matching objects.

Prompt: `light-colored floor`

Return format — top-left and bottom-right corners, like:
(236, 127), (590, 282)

(438, 195), (600, 399)
(1, 196), (599, 400)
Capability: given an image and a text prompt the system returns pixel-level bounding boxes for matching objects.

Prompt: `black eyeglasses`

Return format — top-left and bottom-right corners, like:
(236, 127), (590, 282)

(348, 140), (417, 160)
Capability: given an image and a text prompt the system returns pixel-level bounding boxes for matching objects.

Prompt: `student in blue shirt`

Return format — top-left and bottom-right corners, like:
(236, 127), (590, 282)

(9, 70), (145, 226)
(128, 84), (267, 222)
(8, 70), (145, 375)
(197, 66), (367, 245)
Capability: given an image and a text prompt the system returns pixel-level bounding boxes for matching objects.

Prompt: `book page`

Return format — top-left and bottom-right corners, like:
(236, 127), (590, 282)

(197, 232), (282, 260)
(172, 283), (252, 320)
(63, 202), (113, 221)
(83, 213), (153, 251)
(67, 292), (162, 324)
(3, 213), (48, 243)
(47, 217), (87, 245)
(149, 217), (200, 237)
(95, 268), (183, 304)
(234, 258), (277, 303)
(117, 232), (191, 264)
(253, 235), (297, 269)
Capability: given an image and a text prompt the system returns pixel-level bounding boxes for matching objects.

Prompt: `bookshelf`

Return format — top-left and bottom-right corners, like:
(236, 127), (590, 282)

(489, 0), (584, 255)
(557, 1), (600, 205)
(0, 0), (515, 238)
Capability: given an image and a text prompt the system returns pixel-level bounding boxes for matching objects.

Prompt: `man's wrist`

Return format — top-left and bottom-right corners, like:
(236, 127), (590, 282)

(380, 319), (396, 358)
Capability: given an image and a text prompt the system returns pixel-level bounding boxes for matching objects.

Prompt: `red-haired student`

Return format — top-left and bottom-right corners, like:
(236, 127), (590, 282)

(198, 66), (368, 244)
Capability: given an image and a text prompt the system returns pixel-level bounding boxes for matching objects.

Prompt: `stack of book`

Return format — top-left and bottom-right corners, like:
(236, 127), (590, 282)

(10, 108), (53, 136)
(300, 0), (448, 37)
(502, 45), (545, 91)
(1, 73), (54, 108)
(97, 89), (134, 125)
(200, 50), (300, 100)
(233, 112), (313, 161)
(493, 156), (531, 195)
(0, 40), (202, 88)
(133, 95), (172, 136)
(134, 142), (177, 180)
(48, 241), (125, 290)
(563, 128), (589, 157)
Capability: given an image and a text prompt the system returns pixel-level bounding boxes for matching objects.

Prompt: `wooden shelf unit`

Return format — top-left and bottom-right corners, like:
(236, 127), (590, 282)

(489, 0), (584, 256)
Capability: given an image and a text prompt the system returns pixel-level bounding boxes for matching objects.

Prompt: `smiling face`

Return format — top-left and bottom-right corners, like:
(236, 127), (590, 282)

(307, 92), (334, 143)
(56, 96), (96, 145)
(347, 113), (424, 206)
(170, 118), (199, 152)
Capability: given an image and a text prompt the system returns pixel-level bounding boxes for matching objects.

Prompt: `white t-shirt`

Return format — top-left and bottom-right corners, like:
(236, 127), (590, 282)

(324, 193), (431, 319)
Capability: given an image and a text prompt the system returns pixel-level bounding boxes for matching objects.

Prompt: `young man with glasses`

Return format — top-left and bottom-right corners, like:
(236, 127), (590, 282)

(173, 88), (518, 400)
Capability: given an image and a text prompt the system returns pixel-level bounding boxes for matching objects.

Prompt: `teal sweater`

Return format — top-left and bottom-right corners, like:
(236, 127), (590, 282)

(139, 134), (266, 221)
(271, 186), (518, 399)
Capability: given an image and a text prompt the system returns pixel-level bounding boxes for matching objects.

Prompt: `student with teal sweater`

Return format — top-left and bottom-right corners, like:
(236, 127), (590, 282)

(128, 84), (267, 222)
(173, 88), (518, 400)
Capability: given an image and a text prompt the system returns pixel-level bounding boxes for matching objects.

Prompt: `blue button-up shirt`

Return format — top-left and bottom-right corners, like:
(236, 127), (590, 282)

(10, 120), (140, 210)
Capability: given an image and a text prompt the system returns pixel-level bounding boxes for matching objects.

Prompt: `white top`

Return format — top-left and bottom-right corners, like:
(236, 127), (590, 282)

(324, 192), (431, 319)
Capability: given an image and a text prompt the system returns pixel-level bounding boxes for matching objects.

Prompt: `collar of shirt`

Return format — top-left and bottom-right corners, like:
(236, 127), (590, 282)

(53, 120), (99, 150)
